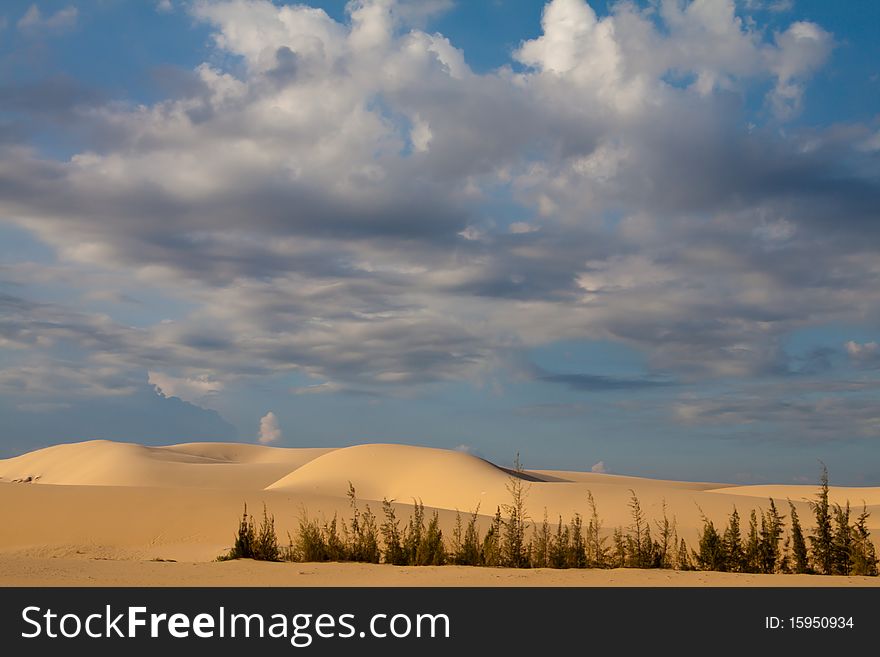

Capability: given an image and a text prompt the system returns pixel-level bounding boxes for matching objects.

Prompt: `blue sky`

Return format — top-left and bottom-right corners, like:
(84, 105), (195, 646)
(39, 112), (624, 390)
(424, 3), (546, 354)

(1, 0), (879, 484)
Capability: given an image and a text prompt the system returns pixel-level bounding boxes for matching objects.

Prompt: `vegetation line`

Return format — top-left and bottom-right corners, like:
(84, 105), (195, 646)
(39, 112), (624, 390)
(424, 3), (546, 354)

(219, 464), (878, 576)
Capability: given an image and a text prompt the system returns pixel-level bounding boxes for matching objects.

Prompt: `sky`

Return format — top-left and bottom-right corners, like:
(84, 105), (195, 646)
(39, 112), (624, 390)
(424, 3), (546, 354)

(0, 0), (879, 484)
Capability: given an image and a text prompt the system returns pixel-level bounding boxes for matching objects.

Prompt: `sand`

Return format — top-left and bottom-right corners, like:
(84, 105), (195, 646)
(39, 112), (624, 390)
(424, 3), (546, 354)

(2, 557), (879, 587)
(1, 440), (878, 586)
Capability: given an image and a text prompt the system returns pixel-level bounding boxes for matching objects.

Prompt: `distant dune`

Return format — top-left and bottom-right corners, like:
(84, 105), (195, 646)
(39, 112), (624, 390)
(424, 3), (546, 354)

(1, 440), (878, 586)
(0, 439), (333, 489)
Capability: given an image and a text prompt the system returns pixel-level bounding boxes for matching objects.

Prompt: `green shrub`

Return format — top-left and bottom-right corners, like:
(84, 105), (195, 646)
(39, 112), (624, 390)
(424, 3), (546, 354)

(220, 463), (876, 577)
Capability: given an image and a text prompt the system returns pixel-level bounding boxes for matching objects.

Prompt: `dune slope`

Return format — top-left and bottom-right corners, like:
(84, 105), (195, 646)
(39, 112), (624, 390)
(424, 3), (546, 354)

(0, 440), (878, 584)
(0, 440), (332, 489)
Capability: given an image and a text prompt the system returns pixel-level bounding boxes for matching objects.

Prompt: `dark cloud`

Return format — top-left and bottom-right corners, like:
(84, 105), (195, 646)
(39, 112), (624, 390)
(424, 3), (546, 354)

(533, 365), (673, 392)
(0, 385), (238, 450)
(674, 388), (880, 443)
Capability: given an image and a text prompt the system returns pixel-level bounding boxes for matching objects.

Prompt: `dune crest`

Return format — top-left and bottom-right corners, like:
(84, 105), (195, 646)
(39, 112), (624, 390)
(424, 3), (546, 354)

(0, 440), (332, 490)
(704, 484), (880, 507)
(266, 443), (525, 512)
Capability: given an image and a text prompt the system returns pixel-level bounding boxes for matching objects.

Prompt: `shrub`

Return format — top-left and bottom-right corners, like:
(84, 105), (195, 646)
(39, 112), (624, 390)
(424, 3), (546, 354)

(227, 503), (256, 560)
(418, 510), (446, 565)
(292, 515), (327, 562)
(788, 502), (809, 574)
(219, 502), (279, 561)
(585, 491), (609, 568)
(758, 499), (785, 574)
(722, 508), (745, 573)
(850, 506), (879, 576)
(481, 507), (503, 567)
(453, 506), (482, 566)
(566, 513), (587, 568)
(808, 463), (834, 575)
(403, 499), (425, 564)
(501, 454), (530, 568)
(323, 513), (346, 561)
(380, 499), (407, 565)
(531, 509), (551, 568)
(611, 527), (626, 568)
(695, 516), (725, 572)
(254, 504), (280, 561)
(345, 483), (380, 563)
(744, 509), (761, 573)
(654, 500), (675, 570)
(675, 537), (693, 571)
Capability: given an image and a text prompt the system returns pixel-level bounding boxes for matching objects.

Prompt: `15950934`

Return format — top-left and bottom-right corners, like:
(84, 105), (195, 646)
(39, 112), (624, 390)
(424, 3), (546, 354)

(765, 616), (854, 630)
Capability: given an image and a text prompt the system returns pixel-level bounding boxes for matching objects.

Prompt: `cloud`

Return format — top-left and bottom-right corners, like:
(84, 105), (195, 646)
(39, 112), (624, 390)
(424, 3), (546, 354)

(148, 371), (224, 405)
(392, 0), (454, 28)
(156, 0), (174, 14)
(743, 0), (794, 13)
(291, 382), (343, 395)
(0, 0), (876, 411)
(17, 4), (78, 35)
(591, 461), (608, 474)
(845, 341), (880, 369)
(257, 411), (281, 444)
(536, 369), (672, 392)
(766, 22), (833, 119)
(0, 385), (238, 446)
(673, 385), (880, 442)
(509, 222), (539, 234)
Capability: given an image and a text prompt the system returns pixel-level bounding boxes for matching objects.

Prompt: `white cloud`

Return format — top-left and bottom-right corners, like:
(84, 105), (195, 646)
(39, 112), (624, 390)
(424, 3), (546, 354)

(17, 4), (77, 34)
(509, 222), (539, 234)
(752, 217), (796, 243)
(591, 460), (608, 474)
(410, 114), (433, 153)
(767, 21), (833, 118)
(457, 226), (485, 241)
(258, 411), (282, 444)
(156, 0), (173, 14)
(148, 371), (224, 405)
(513, 0), (831, 118)
(845, 341), (880, 368)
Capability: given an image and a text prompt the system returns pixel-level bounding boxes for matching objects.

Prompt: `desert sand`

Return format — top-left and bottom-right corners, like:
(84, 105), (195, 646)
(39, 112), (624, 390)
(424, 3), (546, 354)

(1, 440), (878, 586)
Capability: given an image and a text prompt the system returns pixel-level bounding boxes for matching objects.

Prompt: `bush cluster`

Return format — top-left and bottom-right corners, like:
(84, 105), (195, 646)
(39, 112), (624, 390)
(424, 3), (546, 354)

(220, 465), (877, 577)
(218, 503), (280, 561)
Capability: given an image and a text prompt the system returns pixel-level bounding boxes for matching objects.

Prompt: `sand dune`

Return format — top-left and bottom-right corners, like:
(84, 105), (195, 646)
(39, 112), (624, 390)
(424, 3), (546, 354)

(0, 439), (332, 490)
(0, 439), (877, 585)
(266, 443), (523, 509)
(703, 484), (880, 507)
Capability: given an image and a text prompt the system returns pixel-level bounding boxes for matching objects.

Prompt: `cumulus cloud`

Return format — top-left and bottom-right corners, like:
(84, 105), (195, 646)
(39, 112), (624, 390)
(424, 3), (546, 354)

(148, 371), (224, 405)
(258, 411), (282, 444)
(156, 0), (174, 14)
(0, 0), (877, 439)
(845, 341), (880, 369)
(17, 4), (77, 34)
(591, 461), (608, 474)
